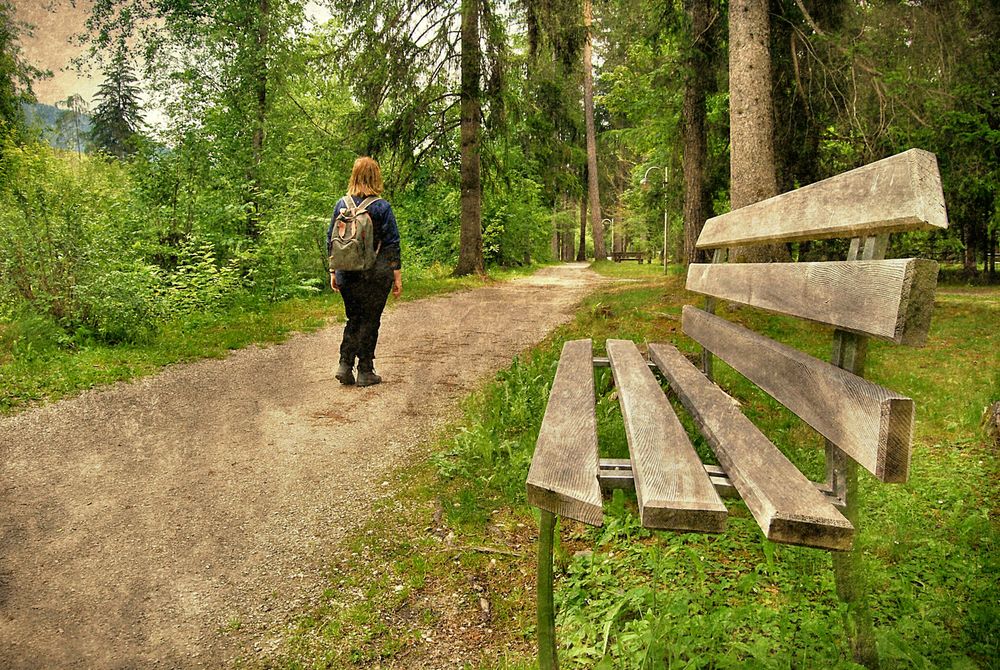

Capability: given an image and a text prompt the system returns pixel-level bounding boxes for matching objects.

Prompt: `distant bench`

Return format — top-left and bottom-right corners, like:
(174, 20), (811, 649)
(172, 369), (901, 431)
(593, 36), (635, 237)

(609, 251), (647, 263)
(525, 149), (948, 668)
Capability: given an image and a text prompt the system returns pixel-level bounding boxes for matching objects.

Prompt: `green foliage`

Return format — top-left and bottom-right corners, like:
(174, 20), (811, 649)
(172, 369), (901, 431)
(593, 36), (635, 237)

(162, 237), (242, 315)
(89, 43), (143, 158)
(774, 0), (1000, 272)
(425, 277), (999, 668)
(483, 175), (553, 265)
(431, 352), (552, 505)
(0, 1), (48, 142)
(0, 138), (158, 342)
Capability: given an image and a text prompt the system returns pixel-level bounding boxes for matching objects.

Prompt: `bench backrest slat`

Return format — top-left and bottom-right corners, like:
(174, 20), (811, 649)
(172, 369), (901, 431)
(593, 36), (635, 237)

(686, 259), (940, 345)
(696, 149), (947, 249)
(683, 306), (914, 482)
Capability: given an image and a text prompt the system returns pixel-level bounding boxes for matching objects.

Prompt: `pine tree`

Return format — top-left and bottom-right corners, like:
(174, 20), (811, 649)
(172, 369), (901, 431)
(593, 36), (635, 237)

(454, 0), (485, 276)
(728, 0), (788, 262)
(0, 1), (47, 142)
(582, 0), (606, 259)
(89, 46), (143, 158)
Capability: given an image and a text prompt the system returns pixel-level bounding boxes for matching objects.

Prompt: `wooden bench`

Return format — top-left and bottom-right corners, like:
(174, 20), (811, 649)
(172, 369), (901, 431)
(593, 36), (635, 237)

(609, 251), (646, 263)
(525, 148), (948, 668)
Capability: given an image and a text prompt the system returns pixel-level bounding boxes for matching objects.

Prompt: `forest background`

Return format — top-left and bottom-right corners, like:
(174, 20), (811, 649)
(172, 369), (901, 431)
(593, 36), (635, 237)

(0, 0), (997, 356)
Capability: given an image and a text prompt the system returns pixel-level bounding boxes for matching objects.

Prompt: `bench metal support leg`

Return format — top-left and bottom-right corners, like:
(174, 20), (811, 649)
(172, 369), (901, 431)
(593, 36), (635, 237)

(537, 509), (559, 670)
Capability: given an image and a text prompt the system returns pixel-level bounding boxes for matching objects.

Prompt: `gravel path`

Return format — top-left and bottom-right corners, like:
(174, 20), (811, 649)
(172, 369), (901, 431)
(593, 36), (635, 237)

(0, 263), (608, 669)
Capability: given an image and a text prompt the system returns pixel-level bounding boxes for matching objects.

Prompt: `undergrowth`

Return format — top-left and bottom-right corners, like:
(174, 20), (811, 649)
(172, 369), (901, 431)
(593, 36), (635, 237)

(0, 264), (537, 415)
(258, 266), (998, 669)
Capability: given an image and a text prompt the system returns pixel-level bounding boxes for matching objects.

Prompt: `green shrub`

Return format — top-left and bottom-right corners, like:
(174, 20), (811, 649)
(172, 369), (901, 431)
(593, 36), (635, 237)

(0, 139), (161, 343)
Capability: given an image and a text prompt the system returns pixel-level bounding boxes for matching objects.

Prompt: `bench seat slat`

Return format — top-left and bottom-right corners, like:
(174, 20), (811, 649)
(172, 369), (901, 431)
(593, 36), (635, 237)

(648, 343), (854, 550)
(526, 339), (603, 526)
(607, 340), (727, 532)
(683, 306), (914, 483)
(686, 259), (939, 346)
(696, 149), (947, 249)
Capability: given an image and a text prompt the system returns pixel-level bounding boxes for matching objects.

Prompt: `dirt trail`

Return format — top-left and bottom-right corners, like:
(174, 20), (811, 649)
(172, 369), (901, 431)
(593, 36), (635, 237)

(0, 263), (608, 669)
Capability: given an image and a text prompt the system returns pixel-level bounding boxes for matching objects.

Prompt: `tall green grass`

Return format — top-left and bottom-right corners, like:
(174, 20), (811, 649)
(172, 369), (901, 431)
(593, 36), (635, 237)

(428, 274), (998, 667)
(254, 268), (998, 669)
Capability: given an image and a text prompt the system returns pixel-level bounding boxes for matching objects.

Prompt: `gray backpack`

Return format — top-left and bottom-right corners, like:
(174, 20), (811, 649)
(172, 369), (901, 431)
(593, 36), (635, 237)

(328, 195), (381, 271)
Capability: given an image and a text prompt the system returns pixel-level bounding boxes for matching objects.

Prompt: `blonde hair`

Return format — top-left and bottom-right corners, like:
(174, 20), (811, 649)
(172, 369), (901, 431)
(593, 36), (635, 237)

(347, 156), (384, 197)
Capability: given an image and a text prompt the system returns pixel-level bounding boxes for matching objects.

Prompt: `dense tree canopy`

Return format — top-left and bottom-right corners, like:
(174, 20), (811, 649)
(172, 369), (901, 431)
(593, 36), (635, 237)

(1, 0), (997, 344)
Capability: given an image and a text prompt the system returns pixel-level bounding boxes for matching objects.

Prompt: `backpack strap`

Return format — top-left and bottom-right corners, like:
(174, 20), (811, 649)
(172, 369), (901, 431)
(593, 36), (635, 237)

(358, 197), (384, 255)
(356, 196), (381, 213)
(341, 195), (384, 256)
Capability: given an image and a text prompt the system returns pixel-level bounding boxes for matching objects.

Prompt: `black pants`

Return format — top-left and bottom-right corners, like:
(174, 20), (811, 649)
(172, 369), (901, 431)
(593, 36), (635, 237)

(336, 262), (393, 366)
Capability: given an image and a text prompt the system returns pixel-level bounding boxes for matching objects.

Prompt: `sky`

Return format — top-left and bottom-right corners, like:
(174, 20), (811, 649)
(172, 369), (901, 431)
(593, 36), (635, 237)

(15, 0), (332, 111)
(15, 0), (99, 107)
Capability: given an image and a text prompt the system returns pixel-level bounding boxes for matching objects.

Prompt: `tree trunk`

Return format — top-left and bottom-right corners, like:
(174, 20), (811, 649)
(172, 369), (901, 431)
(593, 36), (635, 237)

(454, 0), (485, 276)
(577, 192), (588, 261)
(247, 0), (269, 240)
(962, 225), (978, 275)
(728, 0), (787, 262)
(682, 0), (711, 266)
(562, 218), (575, 260)
(989, 229), (996, 279)
(583, 0), (606, 259)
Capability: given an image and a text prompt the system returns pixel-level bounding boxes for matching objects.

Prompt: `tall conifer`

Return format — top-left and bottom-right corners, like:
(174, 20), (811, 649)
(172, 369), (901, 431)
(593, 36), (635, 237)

(90, 46), (143, 158)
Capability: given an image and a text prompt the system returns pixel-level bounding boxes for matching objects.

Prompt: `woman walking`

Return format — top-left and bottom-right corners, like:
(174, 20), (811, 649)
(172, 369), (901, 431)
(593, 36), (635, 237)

(328, 157), (403, 387)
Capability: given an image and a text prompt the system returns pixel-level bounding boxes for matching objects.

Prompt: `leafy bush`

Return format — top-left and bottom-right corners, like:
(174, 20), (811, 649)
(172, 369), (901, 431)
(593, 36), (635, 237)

(0, 138), (161, 343)
(161, 237), (242, 316)
(483, 176), (553, 266)
(394, 182), (462, 267)
(73, 263), (164, 343)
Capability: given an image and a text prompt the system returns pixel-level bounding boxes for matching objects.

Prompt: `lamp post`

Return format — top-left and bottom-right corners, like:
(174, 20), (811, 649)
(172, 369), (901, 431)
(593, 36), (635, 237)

(641, 165), (669, 274)
(601, 218), (614, 259)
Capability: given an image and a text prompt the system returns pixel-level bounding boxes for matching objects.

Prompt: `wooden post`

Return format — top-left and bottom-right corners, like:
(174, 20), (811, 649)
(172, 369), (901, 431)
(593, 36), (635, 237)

(701, 248), (726, 379)
(537, 509), (559, 669)
(826, 234), (886, 668)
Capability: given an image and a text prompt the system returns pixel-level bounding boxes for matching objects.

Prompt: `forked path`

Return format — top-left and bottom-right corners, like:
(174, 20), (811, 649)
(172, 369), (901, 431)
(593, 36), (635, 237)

(0, 263), (608, 669)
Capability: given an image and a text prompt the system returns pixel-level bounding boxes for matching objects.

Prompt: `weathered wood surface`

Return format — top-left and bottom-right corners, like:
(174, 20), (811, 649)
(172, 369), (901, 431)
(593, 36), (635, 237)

(598, 459), (742, 499)
(697, 149), (948, 249)
(686, 259), (939, 345)
(648, 342), (854, 550)
(606, 339), (727, 532)
(683, 307), (914, 483)
(526, 339), (603, 525)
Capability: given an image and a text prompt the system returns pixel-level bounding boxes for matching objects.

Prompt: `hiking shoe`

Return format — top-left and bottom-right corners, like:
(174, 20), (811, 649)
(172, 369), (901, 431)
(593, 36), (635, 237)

(356, 364), (382, 387)
(335, 360), (355, 385)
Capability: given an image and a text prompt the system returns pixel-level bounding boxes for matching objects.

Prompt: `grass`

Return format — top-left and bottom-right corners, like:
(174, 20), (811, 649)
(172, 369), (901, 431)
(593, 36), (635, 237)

(0, 263), (538, 415)
(254, 260), (999, 669)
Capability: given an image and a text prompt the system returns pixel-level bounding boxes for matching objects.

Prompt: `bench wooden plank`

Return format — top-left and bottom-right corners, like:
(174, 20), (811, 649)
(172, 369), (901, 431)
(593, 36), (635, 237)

(648, 342), (854, 550)
(526, 339), (603, 526)
(606, 339), (727, 532)
(685, 259), (939, 345)
(682, 306), (914, 482)
(696, 149), (947, 249)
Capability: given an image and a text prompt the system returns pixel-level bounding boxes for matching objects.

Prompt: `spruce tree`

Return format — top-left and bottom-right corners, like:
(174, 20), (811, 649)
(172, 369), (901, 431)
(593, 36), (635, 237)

(90, 46), (143, 158)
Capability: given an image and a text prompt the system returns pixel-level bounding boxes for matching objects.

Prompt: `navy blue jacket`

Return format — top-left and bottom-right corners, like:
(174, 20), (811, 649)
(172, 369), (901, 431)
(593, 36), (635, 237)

(327, 196), (402, 270)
